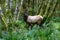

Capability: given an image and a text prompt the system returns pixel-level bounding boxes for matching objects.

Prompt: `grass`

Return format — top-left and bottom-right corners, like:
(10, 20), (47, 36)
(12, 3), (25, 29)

(0, 17), (60, 40)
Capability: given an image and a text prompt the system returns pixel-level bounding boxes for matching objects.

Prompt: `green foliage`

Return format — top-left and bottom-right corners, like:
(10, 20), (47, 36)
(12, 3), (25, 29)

(0, 0), (60, 40)
(0, 16), (60, 40)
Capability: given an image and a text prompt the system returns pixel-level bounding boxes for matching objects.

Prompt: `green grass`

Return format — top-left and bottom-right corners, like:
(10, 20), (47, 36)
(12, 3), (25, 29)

(0, 17), (60, 40)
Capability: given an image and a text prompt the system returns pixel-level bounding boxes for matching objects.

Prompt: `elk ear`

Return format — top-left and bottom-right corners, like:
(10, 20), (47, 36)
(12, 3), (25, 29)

(24, 12), (28, 17)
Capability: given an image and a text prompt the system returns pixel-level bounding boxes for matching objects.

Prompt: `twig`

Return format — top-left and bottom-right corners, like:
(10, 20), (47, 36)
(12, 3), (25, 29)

(17, 0), (24, 21)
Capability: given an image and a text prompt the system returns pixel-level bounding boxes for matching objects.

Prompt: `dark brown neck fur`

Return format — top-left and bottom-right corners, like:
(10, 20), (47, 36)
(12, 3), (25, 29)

(23, 12), (28, 22)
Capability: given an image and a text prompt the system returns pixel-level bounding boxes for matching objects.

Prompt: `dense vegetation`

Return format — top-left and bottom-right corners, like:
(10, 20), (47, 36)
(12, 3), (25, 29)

(0, 0), (60, 40)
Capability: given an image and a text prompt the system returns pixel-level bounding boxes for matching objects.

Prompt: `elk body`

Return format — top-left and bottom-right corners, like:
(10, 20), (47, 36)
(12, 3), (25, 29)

(23, 12), (46, 29)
